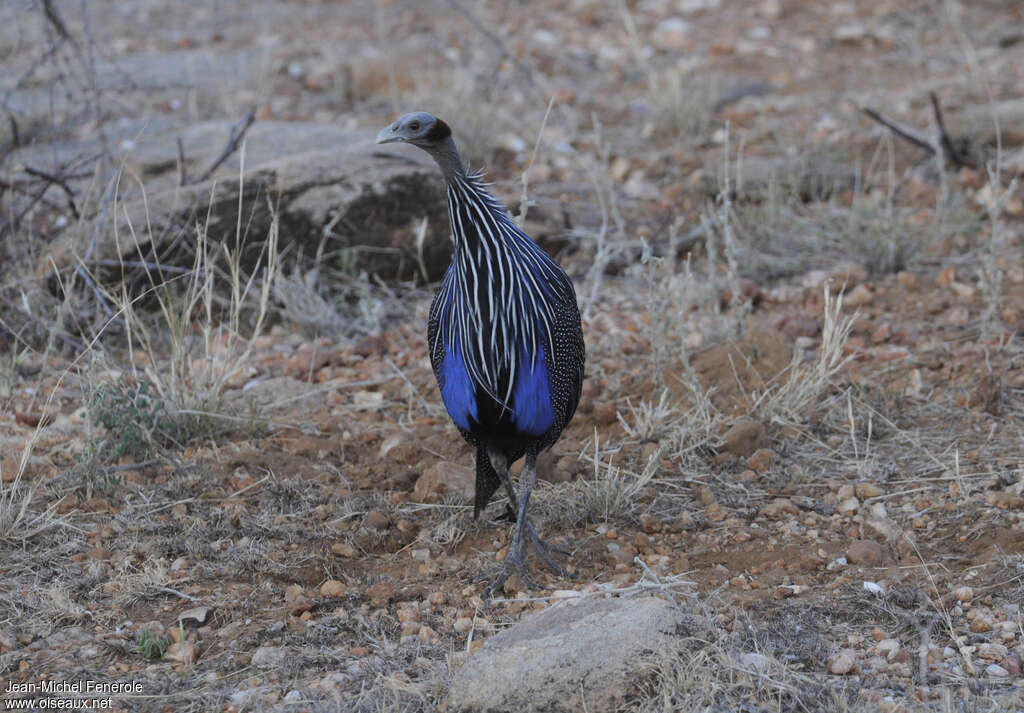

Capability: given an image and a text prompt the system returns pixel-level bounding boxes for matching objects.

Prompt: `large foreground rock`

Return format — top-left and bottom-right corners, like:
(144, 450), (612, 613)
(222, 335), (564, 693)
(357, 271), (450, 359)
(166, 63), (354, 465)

(448, 596), (686, 713)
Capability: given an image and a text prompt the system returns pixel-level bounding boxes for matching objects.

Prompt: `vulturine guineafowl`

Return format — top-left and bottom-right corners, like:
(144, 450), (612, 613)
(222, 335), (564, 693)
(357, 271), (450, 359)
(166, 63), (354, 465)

(377, 112), (585, 595)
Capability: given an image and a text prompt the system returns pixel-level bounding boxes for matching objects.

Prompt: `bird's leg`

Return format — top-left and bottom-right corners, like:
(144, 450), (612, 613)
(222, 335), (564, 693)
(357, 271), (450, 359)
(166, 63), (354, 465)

(481, 451), (538, 596)
(474, 452), (572, 595)
(486, 448), (518, 522)
(486, 448), (568, 564)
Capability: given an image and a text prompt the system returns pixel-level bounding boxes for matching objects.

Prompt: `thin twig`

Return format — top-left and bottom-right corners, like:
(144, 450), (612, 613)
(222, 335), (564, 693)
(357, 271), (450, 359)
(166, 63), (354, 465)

(929, 91), (975, 169)
(89, 259), (195, 275)
(154, 586), (199, 602)
(176, 136), (188, 186)
(861, 95), (977, 170)
(191, 107), (257, 184)
(40, 0), (77, 48)
(861, 107), (934, 154)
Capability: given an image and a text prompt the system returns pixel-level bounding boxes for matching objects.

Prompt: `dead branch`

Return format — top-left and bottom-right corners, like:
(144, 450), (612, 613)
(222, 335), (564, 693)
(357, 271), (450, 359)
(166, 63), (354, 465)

(190, 107), (257, 184)
(928, 91), (975, 169)
(861, 93), (976, 170)
(40, 0), (78, 49)
(861, 107), (933, 154)
(22, 165), (80, 219)
(176, 136), (188, 186)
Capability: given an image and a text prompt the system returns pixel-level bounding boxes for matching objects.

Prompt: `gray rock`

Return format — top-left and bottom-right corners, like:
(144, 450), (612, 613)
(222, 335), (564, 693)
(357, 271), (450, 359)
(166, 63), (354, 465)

(251, 644), (287, 668)
(448, 596), (687, 713)
(40, 124), (453, 283)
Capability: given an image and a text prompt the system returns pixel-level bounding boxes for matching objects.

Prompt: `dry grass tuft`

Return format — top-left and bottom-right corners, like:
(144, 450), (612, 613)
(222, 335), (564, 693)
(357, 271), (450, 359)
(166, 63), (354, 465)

(752, 284), (856, 426)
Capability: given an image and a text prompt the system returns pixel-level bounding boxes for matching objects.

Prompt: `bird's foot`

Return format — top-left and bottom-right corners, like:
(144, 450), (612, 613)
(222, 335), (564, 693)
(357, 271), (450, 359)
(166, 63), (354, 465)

(523, 520), (572, 578)
(472, 523), (571, 597)
(474, 547), (543, 598)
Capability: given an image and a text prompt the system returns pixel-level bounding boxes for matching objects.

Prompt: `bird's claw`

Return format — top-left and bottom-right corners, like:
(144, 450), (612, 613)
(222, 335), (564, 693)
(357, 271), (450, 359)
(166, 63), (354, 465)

(524, 521), (572, 578)
(471, 522), (570, 597)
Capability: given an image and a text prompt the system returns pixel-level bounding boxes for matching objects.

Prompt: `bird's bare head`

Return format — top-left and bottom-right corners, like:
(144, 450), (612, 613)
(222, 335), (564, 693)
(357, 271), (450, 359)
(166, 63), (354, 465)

(376, 112), (452, 148)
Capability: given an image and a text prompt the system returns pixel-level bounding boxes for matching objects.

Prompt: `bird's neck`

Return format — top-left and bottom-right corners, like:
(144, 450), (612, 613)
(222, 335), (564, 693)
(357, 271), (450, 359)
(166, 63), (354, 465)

(424, 137), (467, 184)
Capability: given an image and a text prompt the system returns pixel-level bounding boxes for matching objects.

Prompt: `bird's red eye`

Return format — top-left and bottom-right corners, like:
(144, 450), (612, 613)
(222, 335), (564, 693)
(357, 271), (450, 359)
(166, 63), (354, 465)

(409, 122), (420, 131)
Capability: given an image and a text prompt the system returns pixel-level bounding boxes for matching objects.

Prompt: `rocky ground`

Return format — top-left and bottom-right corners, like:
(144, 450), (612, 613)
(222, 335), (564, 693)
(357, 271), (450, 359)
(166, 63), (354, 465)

(1, 1), (1023, 711)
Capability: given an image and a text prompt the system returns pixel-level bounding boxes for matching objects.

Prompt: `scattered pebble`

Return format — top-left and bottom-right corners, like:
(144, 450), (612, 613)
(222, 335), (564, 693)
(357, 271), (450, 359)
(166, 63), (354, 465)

(367, 582), (395, 607)
(985, 664), (1010, 678)
(954, 586), (973, 602)
(320, 580), (346, 597)
(364, 509), (390, 530)
(331, 542), (357, 557)
(741, 652), (770, 672)
(847, 540), (880, 569)
(720, 419), (766, 457)
(252, 645), (287, 668)
(747, 448), (774, 473)
(829, 649), (858, 675)
(165, 642), (197, 666)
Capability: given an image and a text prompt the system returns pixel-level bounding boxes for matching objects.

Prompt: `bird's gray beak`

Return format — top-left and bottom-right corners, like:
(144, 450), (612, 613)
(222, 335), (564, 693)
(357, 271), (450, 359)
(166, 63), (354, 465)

(376, 126), (401, 144)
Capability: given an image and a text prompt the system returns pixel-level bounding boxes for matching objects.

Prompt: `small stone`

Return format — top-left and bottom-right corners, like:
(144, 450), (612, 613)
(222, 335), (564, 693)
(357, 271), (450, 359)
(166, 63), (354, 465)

(283, 690), (302, 703)
(331, 542), (357, 558)
(747, 448), (774, 473)
(418, 625), (438, 643)
(639, 515), (661, 534)
(855, 482), (883, 498)
(320, 580), (347, 597)
(284, 584), (305, 602)
(870, 323), (892, 343)
(953, 586), (973, 602)
(949, 281), (976, 299)
(760, 498), (798, 519)
(829, 649), (858, 675)
(413, 461), (475, 502)
(977, 643), (1008, 661)
(844, 284), (873, 307)
(1001, 654), (1021, 675)
(367, 582), (395, 607)
(705, 503), (726, 522)
(252, 645), (287, 668)
(871, 628), (888, 642)
(847, 540), (883, 566)
(720, 419), (766, 457)
(834, 23), (868, 42)
(877, 639), (900, 660)
(741, 652), (770, 672)
(940, 306), (969, 326)
(970, 617), (993, 633)
(427, 591), (447, 606)
(176, 607), (213, 627)
(454, 617), (475, 633)
(837, 497), (860, 515)
(229, 689), (259, 706)
(594, 403), (617, 427)
(164, 642), (197, 665)
(652, 17), (691, 50)
(985, 664), (1010, 678)
(0, 628), (19, 650)
(397, 607), (420, 624)
(364, 509), (390, 530)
